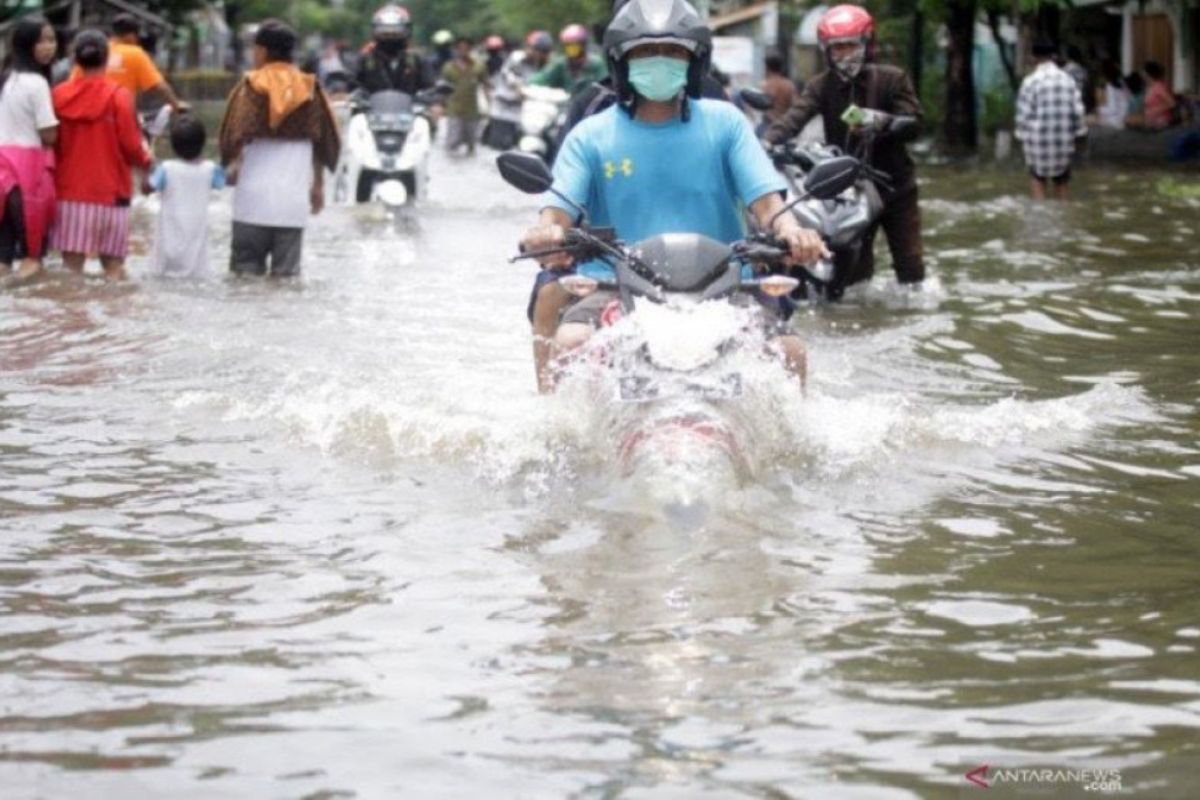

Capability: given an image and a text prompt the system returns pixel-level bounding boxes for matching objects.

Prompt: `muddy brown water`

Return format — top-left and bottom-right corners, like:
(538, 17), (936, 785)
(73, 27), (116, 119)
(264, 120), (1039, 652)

(1, 153), (1198, 798)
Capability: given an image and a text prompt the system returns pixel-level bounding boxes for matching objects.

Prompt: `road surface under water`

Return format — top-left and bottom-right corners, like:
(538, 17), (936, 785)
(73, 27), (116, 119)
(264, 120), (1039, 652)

(1, 152), (1198, 798)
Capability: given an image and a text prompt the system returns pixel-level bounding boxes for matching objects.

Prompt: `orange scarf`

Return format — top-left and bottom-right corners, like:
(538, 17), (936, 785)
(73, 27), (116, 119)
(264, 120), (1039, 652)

(247, 62), (315, 130)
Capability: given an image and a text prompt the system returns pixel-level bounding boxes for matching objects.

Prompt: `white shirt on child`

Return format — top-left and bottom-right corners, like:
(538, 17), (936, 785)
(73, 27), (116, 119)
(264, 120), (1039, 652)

(151, 159), (225, 278)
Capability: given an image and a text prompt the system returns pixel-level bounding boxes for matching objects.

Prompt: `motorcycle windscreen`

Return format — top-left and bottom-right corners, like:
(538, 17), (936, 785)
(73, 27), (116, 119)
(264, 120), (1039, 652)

(630, 234), (732, 293)
(367, 91), (416, 133)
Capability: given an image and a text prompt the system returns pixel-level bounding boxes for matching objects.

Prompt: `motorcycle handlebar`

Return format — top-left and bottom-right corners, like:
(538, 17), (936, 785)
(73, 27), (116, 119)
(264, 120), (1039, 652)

(513, 230), (794, 270)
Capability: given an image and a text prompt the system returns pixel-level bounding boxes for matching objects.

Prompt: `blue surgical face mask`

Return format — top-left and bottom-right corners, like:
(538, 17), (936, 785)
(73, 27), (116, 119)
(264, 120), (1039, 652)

(628, 56), (689, 102)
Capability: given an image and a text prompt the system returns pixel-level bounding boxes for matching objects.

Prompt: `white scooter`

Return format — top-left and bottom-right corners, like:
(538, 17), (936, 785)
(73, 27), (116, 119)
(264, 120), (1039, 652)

(333, 86), (446, 210)
(517, 85), (570, 164)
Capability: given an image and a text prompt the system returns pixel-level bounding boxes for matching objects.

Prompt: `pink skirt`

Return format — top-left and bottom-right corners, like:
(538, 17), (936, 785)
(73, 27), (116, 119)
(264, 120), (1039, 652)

(50, 201), (130, 259)
(0, 146), (56, 257)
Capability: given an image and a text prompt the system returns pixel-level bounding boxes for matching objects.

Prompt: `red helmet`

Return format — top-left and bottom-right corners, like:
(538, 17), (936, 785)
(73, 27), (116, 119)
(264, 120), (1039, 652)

(817, 5), (874, 46)
(817, 5), (874, 78)
(525, 30), (554, 53)
(485, 35), (505, 51)
(559, 24), (589, 45)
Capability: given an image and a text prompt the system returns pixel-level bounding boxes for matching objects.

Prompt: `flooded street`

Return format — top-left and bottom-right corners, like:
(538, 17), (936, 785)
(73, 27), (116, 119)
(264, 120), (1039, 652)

(2, 152), (1198, 798)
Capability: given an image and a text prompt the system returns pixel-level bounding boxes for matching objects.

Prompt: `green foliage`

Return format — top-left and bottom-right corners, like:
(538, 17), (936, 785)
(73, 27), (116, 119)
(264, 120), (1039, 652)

(487, 0), (610, 40)
(919, 58), (945, 132)
(1156, 178), (1200, 199)
(980, 84), (1014, 134)
(221, 0), (612, 44)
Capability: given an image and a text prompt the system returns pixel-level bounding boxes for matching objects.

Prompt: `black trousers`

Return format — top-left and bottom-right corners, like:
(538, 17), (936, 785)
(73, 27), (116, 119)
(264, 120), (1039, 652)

(835, 185), (925, 295)
(0, 188), (30, 264)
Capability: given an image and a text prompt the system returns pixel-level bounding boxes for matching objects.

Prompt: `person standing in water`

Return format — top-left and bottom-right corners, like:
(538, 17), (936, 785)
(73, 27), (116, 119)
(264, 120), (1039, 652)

(0, 18), (58, 280)
(441, 36), (490, 156)
(218, 19), (340, 278)
(147, 115), (226, 278)
(83, 14), (187, 111)
(50, 29), (152, 281)
(1015, 40), (1086, 200)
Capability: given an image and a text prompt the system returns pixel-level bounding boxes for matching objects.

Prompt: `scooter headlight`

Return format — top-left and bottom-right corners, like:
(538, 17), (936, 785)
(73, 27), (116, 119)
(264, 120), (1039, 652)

(757, 275), (800, 298)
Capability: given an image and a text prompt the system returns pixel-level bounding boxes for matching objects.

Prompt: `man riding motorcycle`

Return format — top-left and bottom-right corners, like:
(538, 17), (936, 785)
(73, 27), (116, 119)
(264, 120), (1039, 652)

(763, 4), (924, 295)
(530, 24), (608, 98)
(521, 0), (826, 394)
(354, 5), (437, 96)
(483, 35), (506, 77)
(485, 30), (554, 151)
(427, 29), (455, 77)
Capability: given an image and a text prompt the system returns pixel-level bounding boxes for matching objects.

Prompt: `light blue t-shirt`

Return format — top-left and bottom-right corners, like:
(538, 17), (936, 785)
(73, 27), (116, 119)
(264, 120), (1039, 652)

(150, 160), (226, 192)
(546, 99), (785, 246)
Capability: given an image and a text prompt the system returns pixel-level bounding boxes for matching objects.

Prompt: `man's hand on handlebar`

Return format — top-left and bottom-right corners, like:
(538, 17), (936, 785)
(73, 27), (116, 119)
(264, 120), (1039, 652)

(520, 223), (574, 270)
(774, 215), (830, 267)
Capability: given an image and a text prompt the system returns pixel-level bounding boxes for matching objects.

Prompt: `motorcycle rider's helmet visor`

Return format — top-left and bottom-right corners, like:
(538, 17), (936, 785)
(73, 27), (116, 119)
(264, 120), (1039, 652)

(826, 39), (865, 54)
(612, 35), (698, 59)
(625, 41), (691, 60)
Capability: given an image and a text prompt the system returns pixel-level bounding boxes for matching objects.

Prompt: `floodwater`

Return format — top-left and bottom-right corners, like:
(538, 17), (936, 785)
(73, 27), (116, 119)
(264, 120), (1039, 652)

(1, 152), (1198, 798)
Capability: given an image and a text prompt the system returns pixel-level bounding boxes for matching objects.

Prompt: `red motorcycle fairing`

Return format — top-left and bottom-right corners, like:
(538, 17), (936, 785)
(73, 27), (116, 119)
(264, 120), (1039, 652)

(617, 415), (746, 476)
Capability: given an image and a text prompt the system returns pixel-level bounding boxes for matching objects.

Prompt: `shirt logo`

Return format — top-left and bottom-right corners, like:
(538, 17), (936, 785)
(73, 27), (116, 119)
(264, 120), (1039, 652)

(604, 158), (634, 179)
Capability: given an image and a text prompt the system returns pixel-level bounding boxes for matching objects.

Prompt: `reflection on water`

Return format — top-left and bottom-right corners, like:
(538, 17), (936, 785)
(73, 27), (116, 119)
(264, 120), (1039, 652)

(1, 156), (1198, 797)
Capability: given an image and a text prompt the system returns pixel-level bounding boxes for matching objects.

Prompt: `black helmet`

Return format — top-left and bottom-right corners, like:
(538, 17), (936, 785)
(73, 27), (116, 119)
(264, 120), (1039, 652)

(603, 0), (712, 106)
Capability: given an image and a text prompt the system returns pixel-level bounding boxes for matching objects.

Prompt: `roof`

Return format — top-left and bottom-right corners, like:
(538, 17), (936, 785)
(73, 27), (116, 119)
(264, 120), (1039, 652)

(0, 0), (173, 36)
(709, 1), (777, 31)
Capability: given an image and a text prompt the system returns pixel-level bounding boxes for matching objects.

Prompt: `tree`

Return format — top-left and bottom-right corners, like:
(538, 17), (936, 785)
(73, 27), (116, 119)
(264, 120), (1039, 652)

(941, 0), (977, 152)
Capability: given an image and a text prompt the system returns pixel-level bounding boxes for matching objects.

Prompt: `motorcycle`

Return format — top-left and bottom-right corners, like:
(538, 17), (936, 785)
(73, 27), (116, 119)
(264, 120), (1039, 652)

(333, 85), (448, 210)
(517, 85), (570, 164)
(497, 152), (858, 477)
(741, 88), (916, 299)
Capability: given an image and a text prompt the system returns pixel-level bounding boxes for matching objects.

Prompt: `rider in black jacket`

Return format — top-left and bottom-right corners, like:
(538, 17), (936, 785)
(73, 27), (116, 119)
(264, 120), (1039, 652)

(354, 5), (437, 95)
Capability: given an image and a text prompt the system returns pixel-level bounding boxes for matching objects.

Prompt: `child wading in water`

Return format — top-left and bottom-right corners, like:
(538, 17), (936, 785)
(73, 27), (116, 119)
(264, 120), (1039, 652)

(148, 115), (225, 277)
(50, 29), (152, 280)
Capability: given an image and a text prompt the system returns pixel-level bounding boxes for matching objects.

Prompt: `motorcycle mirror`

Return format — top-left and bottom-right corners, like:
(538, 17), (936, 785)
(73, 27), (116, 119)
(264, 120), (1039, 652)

(497, 152), (553, 194)
(739, 88), (773, 112)
(496, 152), (589, 223)
(888, 115), (918, 138)
(802, 156), (860, 200)
(765, 155), (861, 230)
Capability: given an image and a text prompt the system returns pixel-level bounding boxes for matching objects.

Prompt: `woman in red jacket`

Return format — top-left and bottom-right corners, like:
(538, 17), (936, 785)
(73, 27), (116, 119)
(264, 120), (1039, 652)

(50, 29), (152, 281)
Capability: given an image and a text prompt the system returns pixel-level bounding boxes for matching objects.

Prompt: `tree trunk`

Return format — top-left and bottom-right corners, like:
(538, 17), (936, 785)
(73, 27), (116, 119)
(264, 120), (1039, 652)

(944, 0), (978, 153)
(988, 9), (1018, 93)
(911, 9), (924, 98)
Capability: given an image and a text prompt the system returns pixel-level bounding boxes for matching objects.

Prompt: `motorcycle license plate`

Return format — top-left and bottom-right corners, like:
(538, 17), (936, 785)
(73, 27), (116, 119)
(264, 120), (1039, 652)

(618, 374), (743, 403)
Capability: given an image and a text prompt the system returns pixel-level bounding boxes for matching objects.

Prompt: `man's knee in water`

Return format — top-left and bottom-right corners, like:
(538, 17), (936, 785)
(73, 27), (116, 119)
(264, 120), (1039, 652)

(555, 322), (593, 351)
(532, 279), (570, 328)
(770, 334), (808, 386)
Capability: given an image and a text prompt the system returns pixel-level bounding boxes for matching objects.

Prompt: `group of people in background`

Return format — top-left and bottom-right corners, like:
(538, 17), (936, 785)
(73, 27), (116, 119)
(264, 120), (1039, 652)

(1015, 39), (1195, 201)
(0, 15), (177, 281)
(310, 6), (611, 159)
(0, 12), (343, 283)
(1093, 59), (1182, 132)
(1053, 41), (1186, 134)
(2, 1), (1194, 285)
